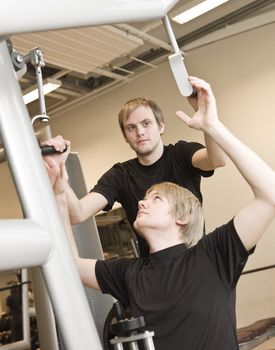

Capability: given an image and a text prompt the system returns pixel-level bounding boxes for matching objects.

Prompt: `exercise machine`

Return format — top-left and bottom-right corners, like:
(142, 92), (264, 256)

(0, 1), (189, 349)
(104, 302), (155, 350)
(162, 15), (196, 97)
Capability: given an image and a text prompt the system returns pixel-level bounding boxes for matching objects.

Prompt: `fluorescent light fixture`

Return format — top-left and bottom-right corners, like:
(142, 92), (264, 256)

(173, 0), (230, 24)
(23, 78), (61, 104)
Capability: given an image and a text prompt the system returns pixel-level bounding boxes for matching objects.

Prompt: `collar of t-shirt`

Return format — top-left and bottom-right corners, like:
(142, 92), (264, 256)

(134, 145), (167, 171)
(149, 243), (187, 264)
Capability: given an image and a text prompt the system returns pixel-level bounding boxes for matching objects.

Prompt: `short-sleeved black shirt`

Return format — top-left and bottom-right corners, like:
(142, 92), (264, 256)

(91, 141), (214, 257)
(96, 220), (254, 350)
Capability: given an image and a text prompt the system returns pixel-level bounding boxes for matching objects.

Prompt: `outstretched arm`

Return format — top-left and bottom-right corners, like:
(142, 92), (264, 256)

(42, 135), (108, 224)
(44, 157), (101, 290)
(177, 77), (275, 251)
(185, 77), (227, 171)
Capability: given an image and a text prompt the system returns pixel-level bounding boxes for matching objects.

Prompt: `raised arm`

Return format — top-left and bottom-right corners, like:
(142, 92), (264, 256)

(42, 135), (108, 224)
(176, 77), (275, 251)
(185, 77), (227, 171)
(64, 183), (108, 224)
(44, 157), (101, 290)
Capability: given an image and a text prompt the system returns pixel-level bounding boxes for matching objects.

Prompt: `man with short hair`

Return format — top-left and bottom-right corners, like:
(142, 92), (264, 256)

(45, 77), (275, 350)
(44, 77), (226, 257)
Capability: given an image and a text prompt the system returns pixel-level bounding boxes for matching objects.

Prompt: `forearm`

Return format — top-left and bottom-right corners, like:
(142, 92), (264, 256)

(55, 193), (101, 290)
(64, 181), (86, 224)
(64, 181), (108, 224)
(203, 132), (227, 168)
(206, 121), (275, 204)
(56, 192), (80, 259)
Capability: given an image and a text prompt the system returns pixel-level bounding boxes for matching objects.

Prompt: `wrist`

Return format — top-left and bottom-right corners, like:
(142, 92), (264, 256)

(55, 191), (67, 202)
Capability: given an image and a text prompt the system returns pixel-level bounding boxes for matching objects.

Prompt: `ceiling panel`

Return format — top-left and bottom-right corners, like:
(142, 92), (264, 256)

(11, 25), (143, 76)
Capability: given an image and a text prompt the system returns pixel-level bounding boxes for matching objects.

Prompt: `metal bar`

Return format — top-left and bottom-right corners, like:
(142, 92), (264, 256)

(110, 65), (134, 75)
(30, 268), (60, 350)
(21, 269), (31, 346)
(0, 220), (52, 270)
(0, 39), (102, 350)
(242, 264), (275, 275)
(36, 65), (47, 117)
(162, 15), (180, 53)
(128, 56), (157, 68)
(143, 331), (155, 350)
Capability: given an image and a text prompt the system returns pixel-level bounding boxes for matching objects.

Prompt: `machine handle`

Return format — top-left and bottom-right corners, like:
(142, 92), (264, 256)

(40, 145), (67, 156)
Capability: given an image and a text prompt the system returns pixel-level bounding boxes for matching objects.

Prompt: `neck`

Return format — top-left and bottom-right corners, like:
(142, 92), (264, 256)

(137, 142), (164, 166)
(143, 228), (184, 254)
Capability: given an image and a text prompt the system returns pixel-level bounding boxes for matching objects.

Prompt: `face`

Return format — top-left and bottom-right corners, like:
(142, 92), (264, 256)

(123, 105), (164, 157)
(133, 190), (176, 235)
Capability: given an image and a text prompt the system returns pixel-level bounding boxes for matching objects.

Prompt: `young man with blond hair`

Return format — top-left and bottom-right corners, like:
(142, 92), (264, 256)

(45, 77), (275, 350)
(44, 77), (226, 257)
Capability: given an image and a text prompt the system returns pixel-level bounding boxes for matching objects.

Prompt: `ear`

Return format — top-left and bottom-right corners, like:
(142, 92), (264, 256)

(159, 122), (165, 135)
(176, 214), (190, 226)
(123, 133), (129, 143)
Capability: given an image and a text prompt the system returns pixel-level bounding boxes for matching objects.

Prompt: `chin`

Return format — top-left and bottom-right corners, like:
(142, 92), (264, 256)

(133, 219), (138, 231)
(135, 145), (152, 155)
(133, 220), (144, 237)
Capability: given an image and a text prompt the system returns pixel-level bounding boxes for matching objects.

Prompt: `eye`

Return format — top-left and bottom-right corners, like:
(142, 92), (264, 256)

(154, 195), (161, 201)
(125, 125), (136, 132)
(142, 120), (151, 127)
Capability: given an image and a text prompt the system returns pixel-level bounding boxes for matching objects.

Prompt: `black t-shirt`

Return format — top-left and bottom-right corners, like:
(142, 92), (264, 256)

(91, 141), (214, 257)
(96, 220), (254, 350)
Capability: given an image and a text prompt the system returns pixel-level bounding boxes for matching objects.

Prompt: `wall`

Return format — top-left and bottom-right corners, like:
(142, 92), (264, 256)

(1, 22), (275, 327)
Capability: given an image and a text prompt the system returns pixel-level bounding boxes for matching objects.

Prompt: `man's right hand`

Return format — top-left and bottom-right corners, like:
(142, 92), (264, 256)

(44, 157), (68, 196)
(41, 135), (71, 160)
(41, 135), (71, 163)
(42, 135), (71, 193)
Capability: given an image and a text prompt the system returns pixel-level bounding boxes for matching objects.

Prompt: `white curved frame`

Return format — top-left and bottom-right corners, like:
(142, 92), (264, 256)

(1, 0), (178, 36)
(0, 1), (180, 349)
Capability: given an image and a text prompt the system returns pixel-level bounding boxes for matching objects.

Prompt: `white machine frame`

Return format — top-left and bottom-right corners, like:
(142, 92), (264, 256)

(0, 1), (179, 349)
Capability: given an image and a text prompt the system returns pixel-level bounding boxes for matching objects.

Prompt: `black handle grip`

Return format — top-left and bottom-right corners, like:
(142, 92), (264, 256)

(40, 145), (67, 156)
(189, 89), (197, 98)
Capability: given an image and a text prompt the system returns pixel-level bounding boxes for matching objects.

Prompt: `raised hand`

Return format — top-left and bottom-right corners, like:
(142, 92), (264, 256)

(176, 76), (219, 132)
(41, 135), (71, 163)
(44, 157), (68, 195)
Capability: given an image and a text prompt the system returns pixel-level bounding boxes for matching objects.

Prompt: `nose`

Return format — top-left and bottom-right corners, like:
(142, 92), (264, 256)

(136, 124), (145, 136)
(138, 199), (147, 209)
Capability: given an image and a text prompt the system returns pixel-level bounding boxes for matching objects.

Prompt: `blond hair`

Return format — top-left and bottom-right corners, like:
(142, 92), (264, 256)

(118, 97), (164, 136)
(146, 182), (204, 247)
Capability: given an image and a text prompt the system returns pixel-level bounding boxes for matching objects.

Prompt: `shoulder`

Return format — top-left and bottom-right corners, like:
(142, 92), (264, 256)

(112, 158), (139, 172)
(100, 158), (138, 178)
(165, 140), (205, 156)
(95, 257), (144, 283)
(202, 219), (253, 257)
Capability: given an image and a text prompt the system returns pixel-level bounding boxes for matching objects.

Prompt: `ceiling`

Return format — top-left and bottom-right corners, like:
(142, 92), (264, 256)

(9, 0), (275, 120)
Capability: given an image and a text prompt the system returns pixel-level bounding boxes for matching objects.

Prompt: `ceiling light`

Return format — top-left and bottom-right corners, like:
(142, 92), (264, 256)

(172, 0), (230, 24)
(23, 78), (62, 104)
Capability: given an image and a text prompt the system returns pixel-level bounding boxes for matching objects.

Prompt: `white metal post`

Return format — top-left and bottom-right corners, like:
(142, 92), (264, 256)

(0, 39), (102, 349)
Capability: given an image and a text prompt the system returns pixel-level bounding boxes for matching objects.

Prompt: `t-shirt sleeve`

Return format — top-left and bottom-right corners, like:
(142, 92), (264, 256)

(95, 258), (130, 306)
(201, 219), (255, 289)
(90, 165), (121, 211)
(175, 141), (214, 178)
